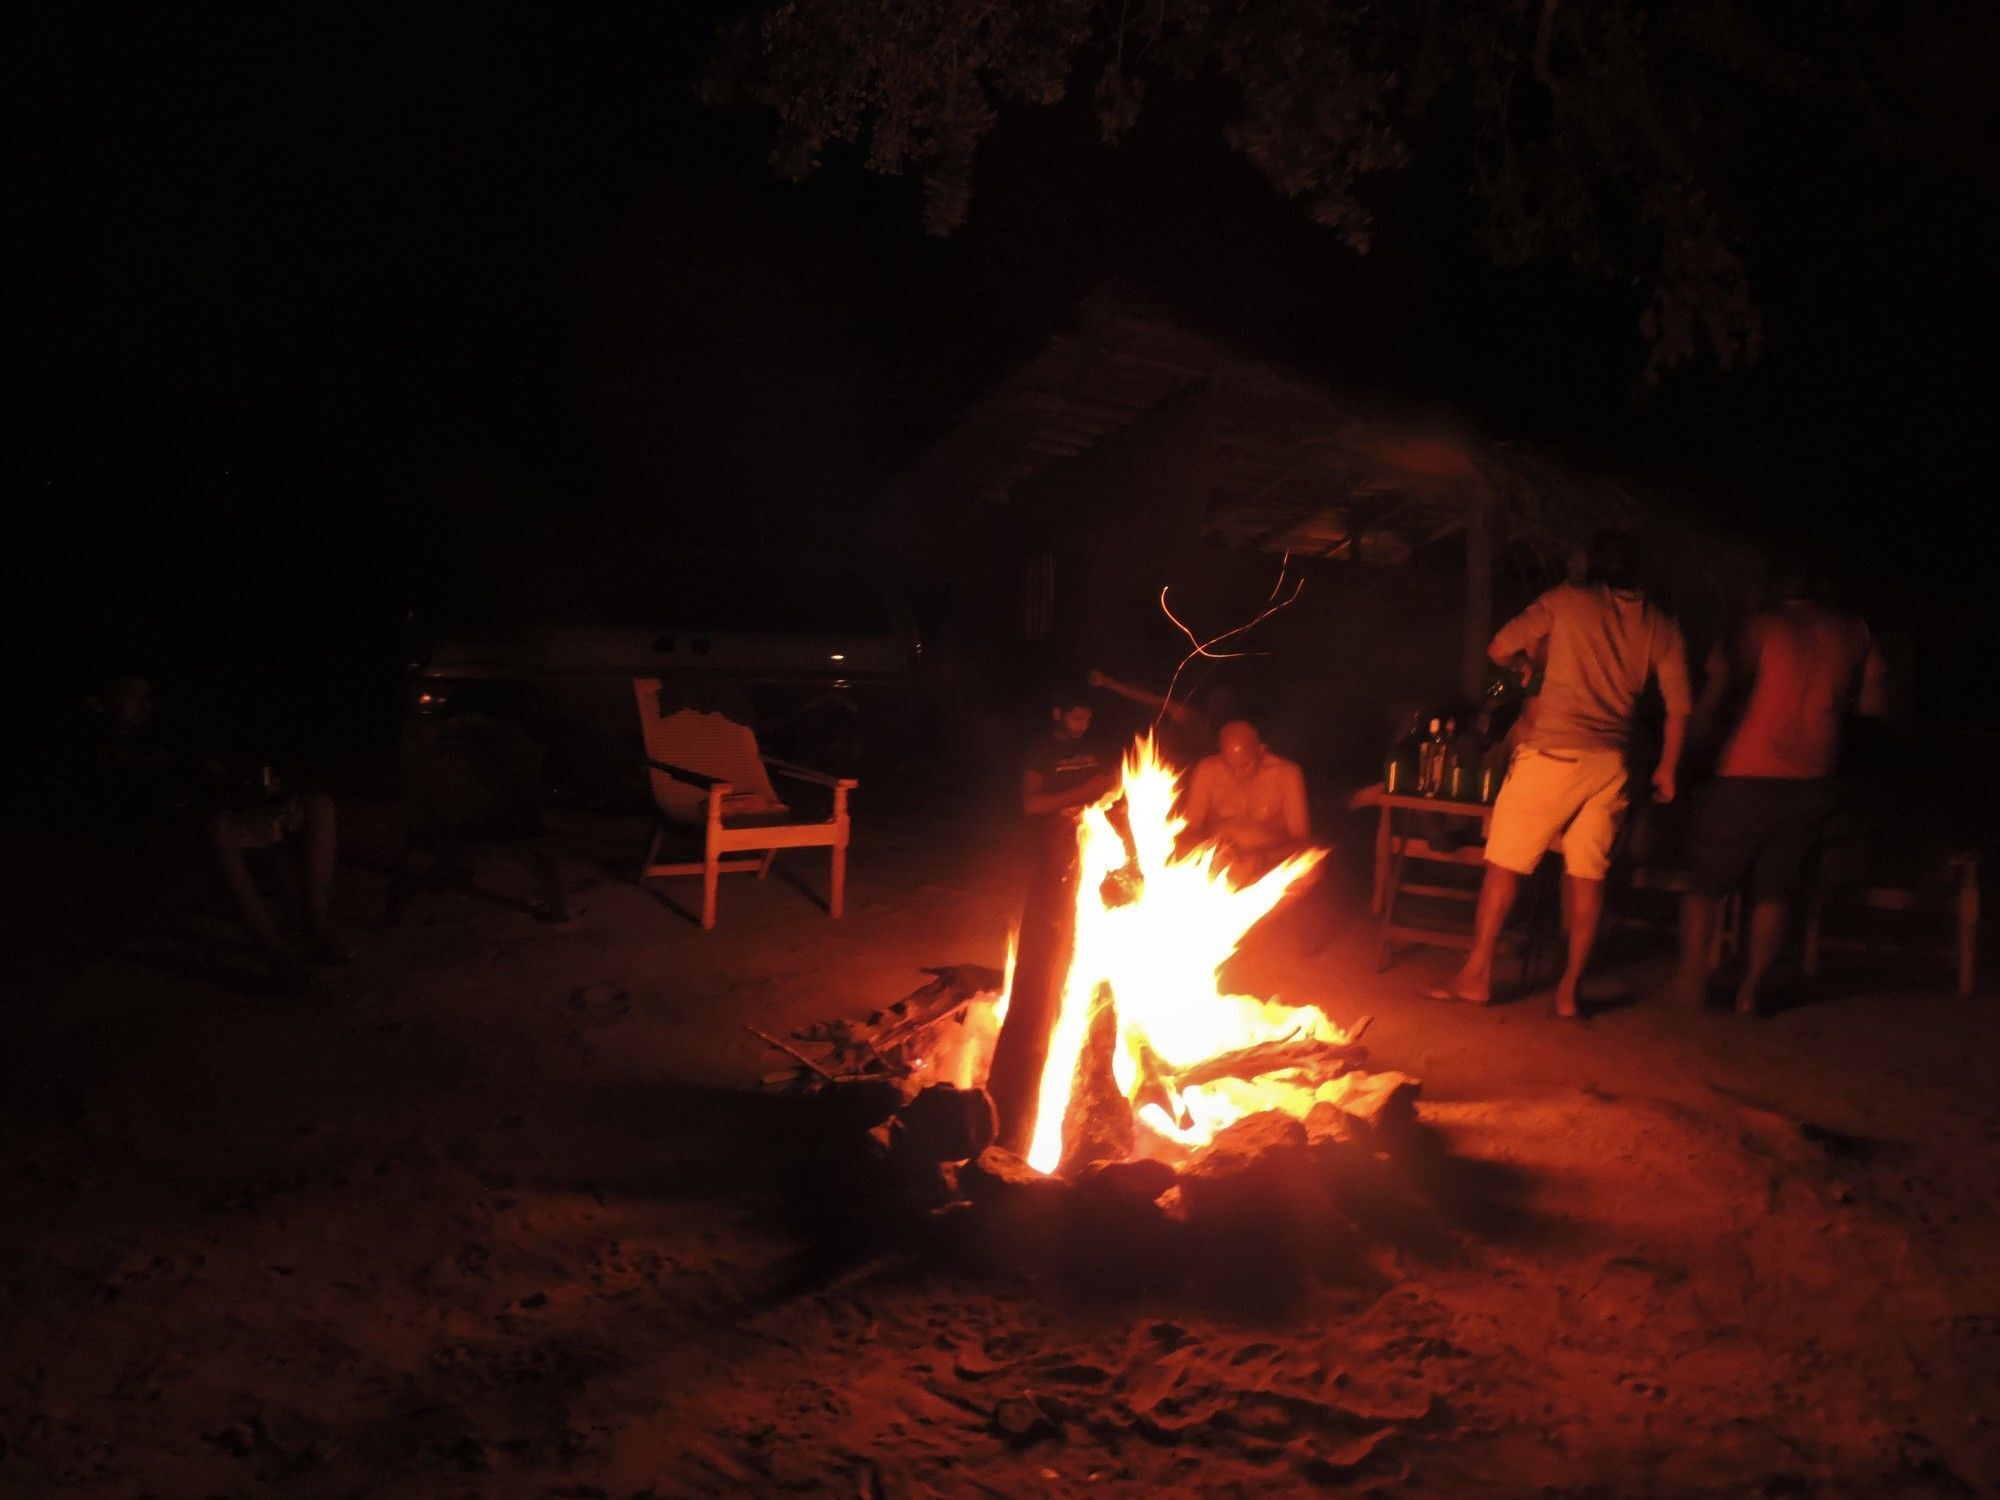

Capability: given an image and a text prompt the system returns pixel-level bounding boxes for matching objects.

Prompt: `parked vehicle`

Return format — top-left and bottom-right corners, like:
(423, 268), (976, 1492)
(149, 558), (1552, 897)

(404, 555), (920, 803)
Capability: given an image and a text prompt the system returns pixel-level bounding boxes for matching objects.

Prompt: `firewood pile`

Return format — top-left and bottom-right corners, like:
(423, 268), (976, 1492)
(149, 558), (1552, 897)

(752, 964), (1009, 1084)
(754, 968), (1426, 1294)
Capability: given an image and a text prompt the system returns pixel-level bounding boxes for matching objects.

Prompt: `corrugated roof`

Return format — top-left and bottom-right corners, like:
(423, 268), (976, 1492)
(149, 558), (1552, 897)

(882, 284), (1650, 571)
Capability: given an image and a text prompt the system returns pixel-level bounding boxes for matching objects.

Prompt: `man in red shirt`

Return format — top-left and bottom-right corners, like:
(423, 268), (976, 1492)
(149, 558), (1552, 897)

(1673, 554), (1887, 1014)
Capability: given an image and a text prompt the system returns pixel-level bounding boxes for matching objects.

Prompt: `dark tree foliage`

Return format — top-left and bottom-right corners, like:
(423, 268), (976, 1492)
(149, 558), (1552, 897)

(706, 1), (1994, 386)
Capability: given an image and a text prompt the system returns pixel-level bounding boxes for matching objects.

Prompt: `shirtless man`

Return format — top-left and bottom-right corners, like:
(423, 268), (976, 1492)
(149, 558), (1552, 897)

(1673, 550), (1886, 1015)
(1181, 720), (1310, 873)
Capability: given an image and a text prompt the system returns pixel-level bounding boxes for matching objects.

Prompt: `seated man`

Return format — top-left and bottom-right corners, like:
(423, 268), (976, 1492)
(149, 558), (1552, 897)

(82, 671), (346, 992)
(209, 765), (346, 989)
(1180, 720), (1310, 875)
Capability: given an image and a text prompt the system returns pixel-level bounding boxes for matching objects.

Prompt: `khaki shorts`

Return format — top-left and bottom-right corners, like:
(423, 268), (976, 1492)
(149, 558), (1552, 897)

(1484, 746), (1629, 881)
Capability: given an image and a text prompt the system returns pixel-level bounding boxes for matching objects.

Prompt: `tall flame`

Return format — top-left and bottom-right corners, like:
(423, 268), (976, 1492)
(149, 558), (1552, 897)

(1021, 736), (1336, 1174)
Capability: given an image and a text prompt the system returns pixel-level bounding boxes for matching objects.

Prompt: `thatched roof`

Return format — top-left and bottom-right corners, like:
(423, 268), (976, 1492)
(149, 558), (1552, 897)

(881, 283), (1651, 574)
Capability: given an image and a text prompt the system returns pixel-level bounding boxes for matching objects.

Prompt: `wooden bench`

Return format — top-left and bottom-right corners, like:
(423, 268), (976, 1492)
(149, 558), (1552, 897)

(1803, 850), (1979, 997)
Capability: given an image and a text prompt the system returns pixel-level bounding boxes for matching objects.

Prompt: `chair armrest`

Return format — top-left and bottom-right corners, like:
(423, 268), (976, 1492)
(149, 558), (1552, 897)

(646, 757), (731, 794)
(762, 756), (859, 791)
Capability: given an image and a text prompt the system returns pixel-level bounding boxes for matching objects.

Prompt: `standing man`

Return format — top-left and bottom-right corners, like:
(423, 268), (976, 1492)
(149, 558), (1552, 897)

(1673, 552), (1886, 1015)
(1436, 531), (1691, 1018)
(1181, 720), (1311, 877)
(988, 683), (1118, 1153)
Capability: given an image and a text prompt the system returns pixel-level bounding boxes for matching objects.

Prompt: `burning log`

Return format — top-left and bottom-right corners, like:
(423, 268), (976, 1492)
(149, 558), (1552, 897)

(754, 965), (1006, 1083)
(1160, 1029), (1371, 1094)
(1331, 1070), (1421, 1139)
(865, 964), (1006, 1059)
(987, 872), (1079, 1155)
(1056, 985), (1134, 1175)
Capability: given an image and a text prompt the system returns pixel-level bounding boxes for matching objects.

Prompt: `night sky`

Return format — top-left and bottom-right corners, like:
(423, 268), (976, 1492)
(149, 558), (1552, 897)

(21, 5), (1999, 723)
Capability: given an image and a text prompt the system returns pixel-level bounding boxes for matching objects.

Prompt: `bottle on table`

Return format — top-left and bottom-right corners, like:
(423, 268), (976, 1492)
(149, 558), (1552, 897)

(1383, 712), (1424, 794)
(1417, 716), (1448, 796)
(1443, 718), (1481, 803)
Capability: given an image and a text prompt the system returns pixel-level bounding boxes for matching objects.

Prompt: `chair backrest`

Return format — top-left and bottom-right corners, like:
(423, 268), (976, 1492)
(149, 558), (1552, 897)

(633, 678), (780, 822)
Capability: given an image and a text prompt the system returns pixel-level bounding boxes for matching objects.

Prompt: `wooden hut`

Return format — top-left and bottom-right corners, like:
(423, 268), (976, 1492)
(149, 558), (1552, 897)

(879, 285), (1749, 779)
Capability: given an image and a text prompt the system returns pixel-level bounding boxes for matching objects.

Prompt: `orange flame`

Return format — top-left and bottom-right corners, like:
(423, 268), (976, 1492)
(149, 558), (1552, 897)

(1019, 735), (1342, 1173)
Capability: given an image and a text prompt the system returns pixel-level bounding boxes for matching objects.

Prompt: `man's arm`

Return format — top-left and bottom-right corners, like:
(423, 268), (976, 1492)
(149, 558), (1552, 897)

(1856, 636), (1890, 718)
(1692, 637), (1731, 740)
(1180, 761), (1214, 836)
(1024, 776), (1088, 824)
(1487, 593), (1555, 670)
(1023, 766), (1114, 818)
(1280, 763), (1311, 843)
(1651, 625), (1693, 803)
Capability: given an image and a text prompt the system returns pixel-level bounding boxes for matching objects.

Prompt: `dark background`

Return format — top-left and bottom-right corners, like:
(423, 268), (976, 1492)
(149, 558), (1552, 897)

(19, 4), (1999, 754)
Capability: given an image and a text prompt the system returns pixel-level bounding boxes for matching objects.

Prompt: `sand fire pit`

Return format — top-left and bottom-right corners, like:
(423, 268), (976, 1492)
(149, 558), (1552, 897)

(756, 737), (1423, 1289)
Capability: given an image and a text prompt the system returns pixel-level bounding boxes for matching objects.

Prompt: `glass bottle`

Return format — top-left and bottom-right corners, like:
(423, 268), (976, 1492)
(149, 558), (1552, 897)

(1383, 712), (1423, 794)
(1417, 717), (1447, 796)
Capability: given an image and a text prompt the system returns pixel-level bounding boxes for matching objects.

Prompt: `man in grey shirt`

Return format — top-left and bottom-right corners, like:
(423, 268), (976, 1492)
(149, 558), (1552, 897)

(1434, 531), (1691, 1017)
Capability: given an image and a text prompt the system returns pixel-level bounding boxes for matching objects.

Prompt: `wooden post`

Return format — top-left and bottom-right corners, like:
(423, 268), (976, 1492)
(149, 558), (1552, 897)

(1955, 854), (1979, 997)
(1460, 484), (1496, 700)
(829, 782), (852, 919)
(701, 786), (725, 929)
(987, 829), (1081, 1154)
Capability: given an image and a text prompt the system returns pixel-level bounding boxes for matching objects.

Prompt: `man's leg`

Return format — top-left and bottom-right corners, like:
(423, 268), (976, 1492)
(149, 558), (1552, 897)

(1736, 897), (1788, 1014)
(300, 793), (337, 933)
(300, 793), (352, 960)
(1676, 779), (1759, 1010)
(1446, 749), (1569, 1004)
(1550, 753), (1628, 1018)
(1446, 863), (1523, 1003)
(1735, 780), (1830, 1016)
(1553, 875), (1607, 1018)
(211, 818), (305, 987)
(1673, 892), (1720, 1008)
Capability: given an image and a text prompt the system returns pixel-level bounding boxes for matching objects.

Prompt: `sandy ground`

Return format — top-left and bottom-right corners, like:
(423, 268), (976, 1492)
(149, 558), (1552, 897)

(3, 797), (1998, 1498)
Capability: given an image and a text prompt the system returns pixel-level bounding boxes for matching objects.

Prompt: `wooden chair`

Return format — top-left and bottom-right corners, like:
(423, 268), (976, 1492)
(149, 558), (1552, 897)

(632, 678), (855, 930)
(1803, 848), (1979, 997)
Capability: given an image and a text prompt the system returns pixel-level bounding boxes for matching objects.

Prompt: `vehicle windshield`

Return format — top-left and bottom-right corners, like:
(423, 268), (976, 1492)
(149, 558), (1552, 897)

(416, 555), (899, 639)
(645, 560), (894, 634)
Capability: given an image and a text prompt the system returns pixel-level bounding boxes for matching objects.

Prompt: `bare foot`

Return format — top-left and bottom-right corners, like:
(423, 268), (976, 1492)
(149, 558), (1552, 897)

(1424, 970), (1492, 1005)
(1552, 987), (1583, 1020)
(1734, 989), (1764, 1017)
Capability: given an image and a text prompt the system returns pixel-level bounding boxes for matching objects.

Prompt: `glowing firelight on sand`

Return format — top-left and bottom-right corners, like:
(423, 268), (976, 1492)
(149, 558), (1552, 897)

(1017, 735), (1344, 1174)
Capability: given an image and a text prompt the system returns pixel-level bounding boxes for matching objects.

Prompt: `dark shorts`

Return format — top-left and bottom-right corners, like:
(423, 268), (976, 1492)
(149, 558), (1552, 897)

(1690, 776), (1834, 901)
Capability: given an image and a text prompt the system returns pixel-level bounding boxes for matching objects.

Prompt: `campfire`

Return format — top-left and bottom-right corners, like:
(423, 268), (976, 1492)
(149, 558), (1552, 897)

(766, 735), (1420, 1236)
(926, 735), (1384, 1173)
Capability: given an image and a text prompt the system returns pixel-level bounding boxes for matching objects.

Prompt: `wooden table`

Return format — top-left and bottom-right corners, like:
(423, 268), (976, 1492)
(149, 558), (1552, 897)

(1347, 784), (1493, 916)
(1346, 783), (1499, 968)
